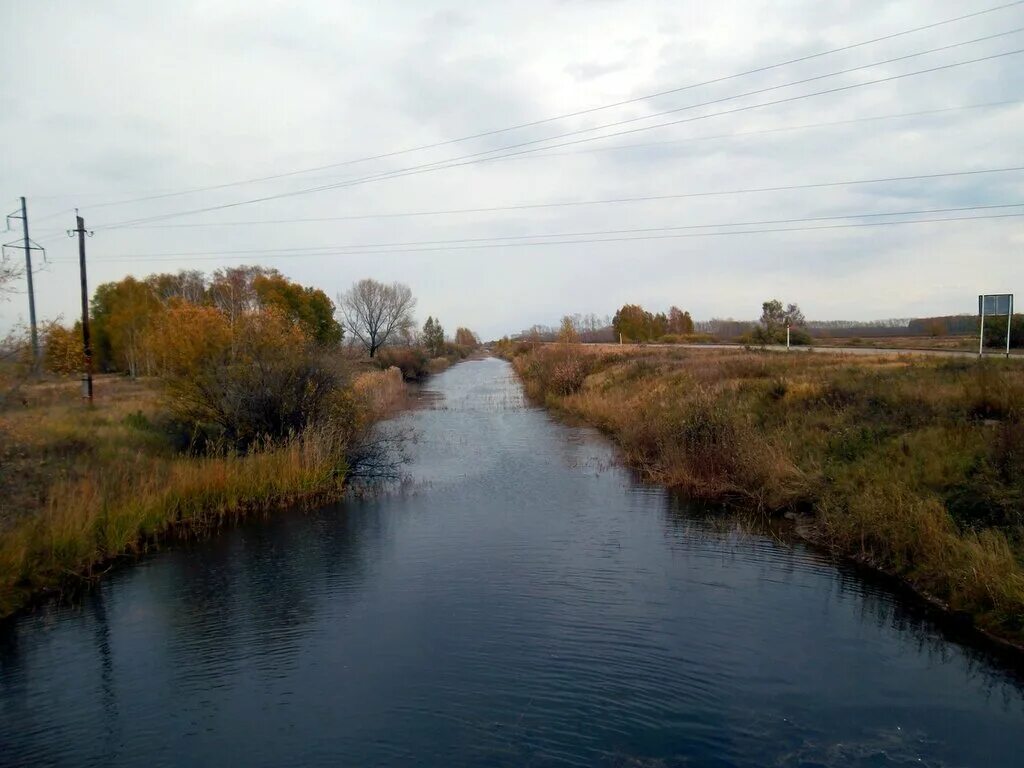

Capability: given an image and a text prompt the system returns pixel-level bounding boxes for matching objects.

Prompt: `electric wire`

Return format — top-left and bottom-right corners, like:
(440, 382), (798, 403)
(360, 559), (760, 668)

(92, 47), (1024, 230)
(43, 0), (1024, 213)
(294, 27), (1024, 185)
(126, 99), (1007, 219)
(467, 99), (1024, 165)
(74, 165), (1024, 236)
(35, 164), (1024, 243)
(55, 205), (1024, 263)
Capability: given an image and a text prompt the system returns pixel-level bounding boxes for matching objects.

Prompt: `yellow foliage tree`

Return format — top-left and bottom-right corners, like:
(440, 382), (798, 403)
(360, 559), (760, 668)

(557, 316), (580, 345)
(454, 327), (479, 347)
(91, 276), (163, 375)
(148, 303), (332, 449)
(42, 321), (81, 376)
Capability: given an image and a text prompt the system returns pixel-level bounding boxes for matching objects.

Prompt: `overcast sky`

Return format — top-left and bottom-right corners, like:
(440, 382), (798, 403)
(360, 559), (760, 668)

(1, 0), (1022, 339)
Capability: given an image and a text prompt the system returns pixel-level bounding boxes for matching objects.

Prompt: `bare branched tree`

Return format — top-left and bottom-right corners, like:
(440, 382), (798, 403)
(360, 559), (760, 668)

(0, 251), (23, 300)
(338, 279), (416, 357)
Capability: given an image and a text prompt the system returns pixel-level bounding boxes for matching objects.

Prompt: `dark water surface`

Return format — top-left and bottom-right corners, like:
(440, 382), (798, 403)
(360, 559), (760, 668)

(2, 358), (1023, 767)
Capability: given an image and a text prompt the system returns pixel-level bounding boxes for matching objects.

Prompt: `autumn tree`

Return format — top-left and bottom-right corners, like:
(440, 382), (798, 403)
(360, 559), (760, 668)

(758, 299), (808, 344)
(652, 312), (668, 338)
(557, 316), (580, 344)
(196, 266), (343, 345)
(147, 302), (232, 377)
(759, 300), (785, 335)
(338, 279), (416, 357)
(613, 304), (661, 342)
(207, 265), (268, 326)
(149, 304), (341, 450)
(42, 320), (82, 376)
(89, 267), (347, 375)
(91, 276), (163, 375)
(612, 304), (645, 342)
(147, 270), (207, 305)
(454, 327), (479, 347)
(423, 316), (445, 356)
(668, 306), (694, 334)
(253, 271), (343, 345)
(785, 303), (806, 327)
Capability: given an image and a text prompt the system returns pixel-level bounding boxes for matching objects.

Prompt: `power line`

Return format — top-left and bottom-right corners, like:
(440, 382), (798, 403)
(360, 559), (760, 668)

(54, 0), (1024, 212)
(37, 163), (1024, 242)
(62, 205), (1024, 263)
(94, 47), (1024, 230)
(304, 27), (1023, 183)
(383, 47), (1024, 185)
(72, 112), (1024, 234)
(83, 212), (1024, 262)
(72, 203), (1024, 256)
(73, 165), (1023, 237)
(467, 99), (1024, 164)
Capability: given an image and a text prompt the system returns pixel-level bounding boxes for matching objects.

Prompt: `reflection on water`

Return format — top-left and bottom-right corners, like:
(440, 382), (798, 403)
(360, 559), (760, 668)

(1, 357), (1022, 768)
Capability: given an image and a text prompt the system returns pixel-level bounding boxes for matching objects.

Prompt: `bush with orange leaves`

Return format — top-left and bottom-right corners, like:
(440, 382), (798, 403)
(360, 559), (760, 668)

(147, 303), (349, 451)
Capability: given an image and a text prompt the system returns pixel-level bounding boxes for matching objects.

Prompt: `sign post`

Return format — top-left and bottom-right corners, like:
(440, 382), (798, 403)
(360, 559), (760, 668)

(1007, 294), (1015, 359)
(978, 294), (1014, 359)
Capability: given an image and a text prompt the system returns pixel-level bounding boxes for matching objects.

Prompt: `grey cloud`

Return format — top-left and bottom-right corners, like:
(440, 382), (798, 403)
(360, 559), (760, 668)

(566, 59), (629, 81)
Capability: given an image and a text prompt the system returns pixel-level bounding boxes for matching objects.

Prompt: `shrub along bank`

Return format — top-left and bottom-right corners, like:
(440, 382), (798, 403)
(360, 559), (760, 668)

(0, 265), (481, 619)
(498, 341), (1024, 646)
(374, 341), (477, 381)
(0, 365), (406, 619)
(0, 302), (411, 620)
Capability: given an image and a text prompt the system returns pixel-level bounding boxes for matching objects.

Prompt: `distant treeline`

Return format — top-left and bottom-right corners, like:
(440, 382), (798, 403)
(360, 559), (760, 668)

(906, 315), (980, 336)
(517, 312), (1020, 344)
(518, 313), (616, 343)
(811, 325), (914, 339)
(698, 315), (986, 339)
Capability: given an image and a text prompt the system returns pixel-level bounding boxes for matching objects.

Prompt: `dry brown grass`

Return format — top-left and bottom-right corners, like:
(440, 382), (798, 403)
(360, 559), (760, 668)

(352, 367), (407, 419)
(0, 369), (403, 618)
(813, 334), (977, 351)
(502, 342), (1024, 644)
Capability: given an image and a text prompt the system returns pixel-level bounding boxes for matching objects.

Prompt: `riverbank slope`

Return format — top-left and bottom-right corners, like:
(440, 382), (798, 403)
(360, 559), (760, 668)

(498, 342), (1024, 646)
(0, 366), (407, 619)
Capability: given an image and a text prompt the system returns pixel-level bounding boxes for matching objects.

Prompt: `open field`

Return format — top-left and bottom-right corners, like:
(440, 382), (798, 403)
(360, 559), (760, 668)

(499, 342), (1024, 646)
(557, 339), (1021, 358)
(812, 334), (978, 351)
(0, 367), (406, 618)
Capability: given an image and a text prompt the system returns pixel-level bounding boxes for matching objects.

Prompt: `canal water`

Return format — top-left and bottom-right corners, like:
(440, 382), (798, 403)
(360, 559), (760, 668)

(2, 357), (1023, 767)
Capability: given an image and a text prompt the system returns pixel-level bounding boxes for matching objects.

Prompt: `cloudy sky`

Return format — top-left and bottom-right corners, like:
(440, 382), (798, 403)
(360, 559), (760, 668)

(1, 0), (1022, 339)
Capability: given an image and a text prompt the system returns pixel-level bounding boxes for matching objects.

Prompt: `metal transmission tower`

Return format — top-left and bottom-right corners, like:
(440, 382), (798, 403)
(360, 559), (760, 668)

(4, 197), (46, 372)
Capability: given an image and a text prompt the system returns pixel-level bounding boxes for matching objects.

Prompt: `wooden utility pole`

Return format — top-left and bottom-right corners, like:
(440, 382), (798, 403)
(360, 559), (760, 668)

(69, 212), (93, 402)
(19, 197), (40, 370)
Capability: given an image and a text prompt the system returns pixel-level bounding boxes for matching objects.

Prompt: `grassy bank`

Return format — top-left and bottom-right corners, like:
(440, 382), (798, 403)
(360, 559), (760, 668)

(499, 342), (1024, 645)
(0, 367), (406, 618)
